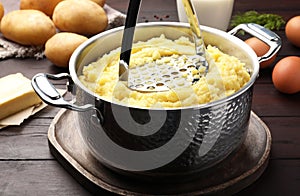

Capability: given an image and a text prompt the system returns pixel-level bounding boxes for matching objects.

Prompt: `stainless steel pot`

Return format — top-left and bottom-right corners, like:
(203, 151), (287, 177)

(32, 22), (281, 180)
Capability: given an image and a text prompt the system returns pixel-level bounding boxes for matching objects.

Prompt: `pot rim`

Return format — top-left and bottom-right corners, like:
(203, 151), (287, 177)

(69, 22), (259, 110)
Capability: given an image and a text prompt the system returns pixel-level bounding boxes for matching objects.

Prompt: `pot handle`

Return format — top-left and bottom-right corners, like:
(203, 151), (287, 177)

(228, 23), (282, 63)
(31, 73), (100, 114)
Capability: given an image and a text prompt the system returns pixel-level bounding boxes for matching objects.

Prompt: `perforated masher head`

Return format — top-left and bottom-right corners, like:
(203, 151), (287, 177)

(119, 0), (209, 92)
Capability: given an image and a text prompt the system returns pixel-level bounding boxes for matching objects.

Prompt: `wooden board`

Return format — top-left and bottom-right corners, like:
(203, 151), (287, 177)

(48, 109), (271, 195)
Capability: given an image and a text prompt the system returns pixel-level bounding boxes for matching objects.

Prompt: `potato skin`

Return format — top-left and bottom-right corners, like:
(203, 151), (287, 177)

(45, 32), (88, 68)
(1, 10), (56, 46)
(20, 0), (64, 17)
(0, 2), (4, 21)
(53, 0), (108, 36)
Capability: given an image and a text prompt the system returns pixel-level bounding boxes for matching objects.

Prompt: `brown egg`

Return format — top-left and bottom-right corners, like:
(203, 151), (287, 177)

(245, 37), (277, 68)
(272, 56), (300, 94)
(285, 16), (300, 48)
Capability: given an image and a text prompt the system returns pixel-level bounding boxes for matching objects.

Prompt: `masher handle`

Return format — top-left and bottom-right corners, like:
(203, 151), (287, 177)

(119, 0), (142, 78)
(182, 0), (209, 73)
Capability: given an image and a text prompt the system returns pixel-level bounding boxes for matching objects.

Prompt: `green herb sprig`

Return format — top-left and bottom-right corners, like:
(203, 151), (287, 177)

(230, 11), (286, 31)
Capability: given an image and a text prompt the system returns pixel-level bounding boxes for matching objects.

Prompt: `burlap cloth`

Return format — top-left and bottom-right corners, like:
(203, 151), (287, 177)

(0, 5), (126, 60)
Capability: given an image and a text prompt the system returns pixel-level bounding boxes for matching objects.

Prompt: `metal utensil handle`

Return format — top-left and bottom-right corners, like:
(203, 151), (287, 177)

(228, 23), (282, 63)
(31, 73), (101, 115)
(182, 0), (207, 57)
(119, 0), (142, 77)
(181, 0), (209, 76)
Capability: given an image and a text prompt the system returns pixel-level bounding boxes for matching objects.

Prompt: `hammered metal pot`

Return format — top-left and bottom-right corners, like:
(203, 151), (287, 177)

(32, 22), (281, 180)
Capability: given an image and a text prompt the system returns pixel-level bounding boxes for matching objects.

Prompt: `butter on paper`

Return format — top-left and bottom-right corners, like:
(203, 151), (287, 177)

(0, 89), (66, 129)
(0, 4), (126, 128)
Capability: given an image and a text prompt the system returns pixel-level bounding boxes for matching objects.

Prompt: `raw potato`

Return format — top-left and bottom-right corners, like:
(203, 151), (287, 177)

(20, 0), (64, 17)
(0, 2), (4, 22)
(45, 32), (88, 68)
(53, 0), (108, 36)
(1, 10), (56, 46)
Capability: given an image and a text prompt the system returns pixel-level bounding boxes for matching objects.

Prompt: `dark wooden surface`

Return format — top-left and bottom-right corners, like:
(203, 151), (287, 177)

(48, 110), (272, 195)
(0, 0), (299, 195)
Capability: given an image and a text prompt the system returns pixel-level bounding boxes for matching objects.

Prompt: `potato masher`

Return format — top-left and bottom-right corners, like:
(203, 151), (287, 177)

(119, 0), (209, 92)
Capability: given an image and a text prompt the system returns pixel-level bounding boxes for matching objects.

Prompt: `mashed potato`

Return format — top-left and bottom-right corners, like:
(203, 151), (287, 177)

(79, 35), (250, 108)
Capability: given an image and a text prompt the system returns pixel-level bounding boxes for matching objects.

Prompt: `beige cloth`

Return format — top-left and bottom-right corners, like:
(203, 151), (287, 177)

(0, 5), (126, 60)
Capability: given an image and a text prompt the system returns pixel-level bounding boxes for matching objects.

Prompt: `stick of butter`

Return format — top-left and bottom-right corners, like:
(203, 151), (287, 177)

(0, 73), (42, 120)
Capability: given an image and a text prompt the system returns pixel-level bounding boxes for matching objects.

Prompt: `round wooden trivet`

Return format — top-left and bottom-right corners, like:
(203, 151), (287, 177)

(48, 109), (271, 195)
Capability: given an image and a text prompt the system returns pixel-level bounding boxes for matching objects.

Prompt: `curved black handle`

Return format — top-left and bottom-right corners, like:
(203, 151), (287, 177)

(119, 0), (142, 78)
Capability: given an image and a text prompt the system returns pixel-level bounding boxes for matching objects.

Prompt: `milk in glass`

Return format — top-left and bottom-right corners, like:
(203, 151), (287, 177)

(177, 0), (234, 31)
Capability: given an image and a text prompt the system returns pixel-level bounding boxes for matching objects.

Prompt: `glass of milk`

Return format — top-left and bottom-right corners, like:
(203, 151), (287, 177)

(176, 0), (235, 31)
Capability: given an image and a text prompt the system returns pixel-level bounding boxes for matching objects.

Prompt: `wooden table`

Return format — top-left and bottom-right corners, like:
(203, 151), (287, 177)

(0, 0), (299, 195)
